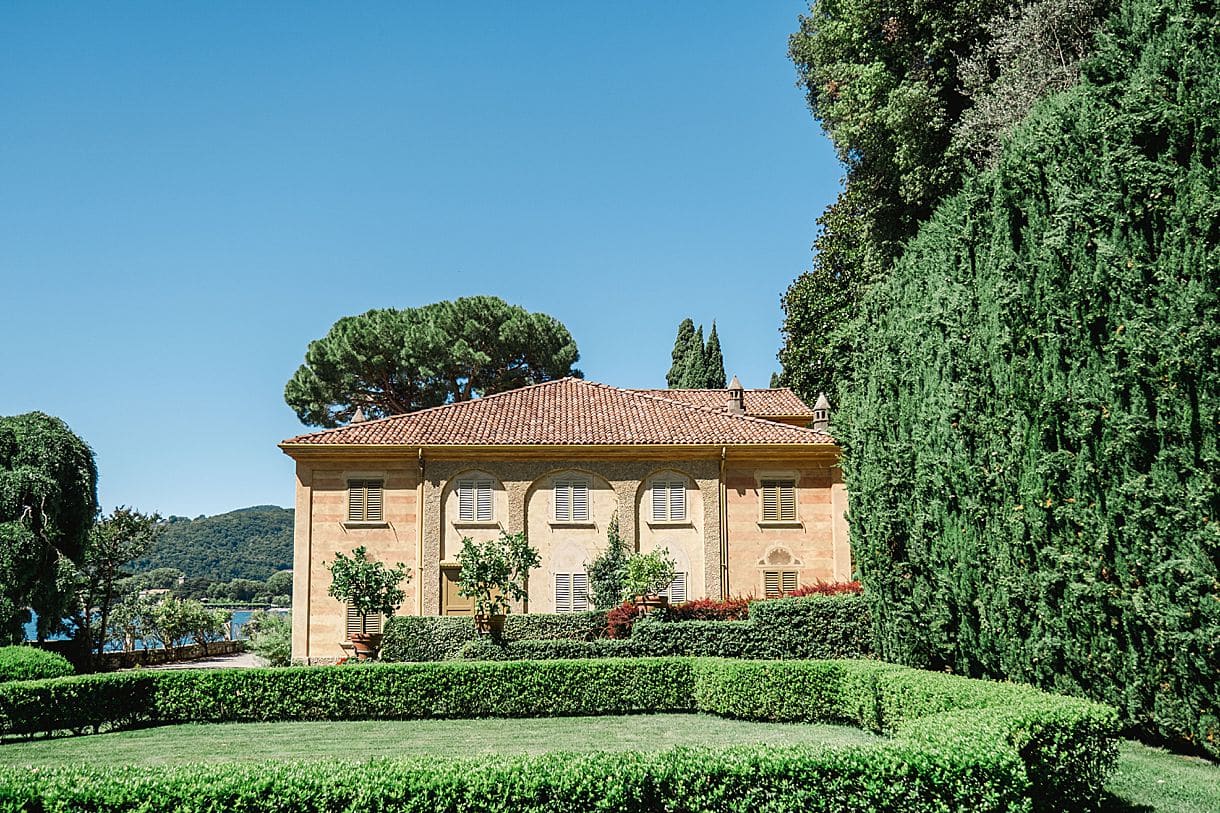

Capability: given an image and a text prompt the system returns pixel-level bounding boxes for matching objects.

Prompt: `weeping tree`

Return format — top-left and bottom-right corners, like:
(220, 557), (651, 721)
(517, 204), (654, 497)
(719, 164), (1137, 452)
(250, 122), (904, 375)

(841, 0), (1219, 756)
(0, 413), (98, 643)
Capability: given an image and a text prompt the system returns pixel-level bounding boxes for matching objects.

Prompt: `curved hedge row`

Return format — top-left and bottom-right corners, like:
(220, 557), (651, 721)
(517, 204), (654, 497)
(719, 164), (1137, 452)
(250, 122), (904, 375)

(0, 658), (1117, 812)
(0, 647), (73, 683)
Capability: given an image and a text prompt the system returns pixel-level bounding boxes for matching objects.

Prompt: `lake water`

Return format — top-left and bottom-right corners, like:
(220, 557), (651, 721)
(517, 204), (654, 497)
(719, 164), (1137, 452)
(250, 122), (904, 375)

(22, 608), (286, 646)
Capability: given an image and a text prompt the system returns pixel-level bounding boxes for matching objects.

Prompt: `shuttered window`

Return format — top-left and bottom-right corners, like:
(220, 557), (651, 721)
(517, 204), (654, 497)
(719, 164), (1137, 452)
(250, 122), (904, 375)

(760, 479), (797, 522)
(650, 479), (686, 522)
(554, 479), (590, 522)
(457, 479), (494, 522)
(345, 604), (383, 638)
(762, 570), (799, 598)
(660, 571), (688, 604)
(348, 480), (384, 522)
(554, 572), (590, 613)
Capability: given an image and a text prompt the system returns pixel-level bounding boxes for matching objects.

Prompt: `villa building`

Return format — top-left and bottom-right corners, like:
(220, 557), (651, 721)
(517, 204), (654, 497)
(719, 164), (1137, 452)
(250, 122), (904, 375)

(279, 377), (849, 663)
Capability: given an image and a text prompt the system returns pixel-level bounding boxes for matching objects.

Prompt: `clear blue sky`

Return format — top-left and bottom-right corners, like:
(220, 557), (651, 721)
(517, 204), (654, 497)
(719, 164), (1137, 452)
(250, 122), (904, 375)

(0, 2), (842, 518)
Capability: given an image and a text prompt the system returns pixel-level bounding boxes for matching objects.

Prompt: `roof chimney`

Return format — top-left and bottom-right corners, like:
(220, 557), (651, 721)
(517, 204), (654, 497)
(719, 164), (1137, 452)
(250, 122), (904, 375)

(726, 375), (745, 414)
(812, 392), (831, 431)
(350, 406), (367, 424)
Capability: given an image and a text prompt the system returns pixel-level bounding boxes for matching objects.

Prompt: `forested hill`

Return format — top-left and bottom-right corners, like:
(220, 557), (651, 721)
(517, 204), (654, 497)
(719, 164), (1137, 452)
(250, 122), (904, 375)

(132, 505), (294, 581)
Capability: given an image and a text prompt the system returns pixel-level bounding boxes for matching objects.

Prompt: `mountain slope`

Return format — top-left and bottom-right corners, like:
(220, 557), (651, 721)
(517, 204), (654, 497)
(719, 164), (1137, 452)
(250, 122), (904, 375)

(133, 505), (294, 581)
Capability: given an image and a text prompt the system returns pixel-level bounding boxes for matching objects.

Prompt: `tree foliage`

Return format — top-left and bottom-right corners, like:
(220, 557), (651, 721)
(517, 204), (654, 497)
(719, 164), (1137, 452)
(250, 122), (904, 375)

(132, 505), (293, 582)
(586, 513), (630, 611)
(0, 413), (97, 644)
(71, 507), (163, 658)
(285, 296), (582, 427)
(666, 319), (727, 388)
(780, 1), (1114, 403)
(456, 532), (540, 617)
(326, 546), (409, 634)
(840, 0), (1219, 756)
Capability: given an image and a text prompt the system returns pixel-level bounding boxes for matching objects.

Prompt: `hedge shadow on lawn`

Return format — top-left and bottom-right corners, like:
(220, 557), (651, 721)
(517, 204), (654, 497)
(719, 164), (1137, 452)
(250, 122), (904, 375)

(0, 657), (1118, 813)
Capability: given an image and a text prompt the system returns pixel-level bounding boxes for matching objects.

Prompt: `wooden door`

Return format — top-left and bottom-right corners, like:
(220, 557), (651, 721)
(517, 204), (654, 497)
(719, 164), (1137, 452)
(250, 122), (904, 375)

(441, 567), (474, 616)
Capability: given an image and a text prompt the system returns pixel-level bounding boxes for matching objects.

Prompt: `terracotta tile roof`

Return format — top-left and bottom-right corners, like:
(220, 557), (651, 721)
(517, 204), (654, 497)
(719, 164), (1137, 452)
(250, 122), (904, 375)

(282, 378), (834, 447)
(629, 387), (814, 417)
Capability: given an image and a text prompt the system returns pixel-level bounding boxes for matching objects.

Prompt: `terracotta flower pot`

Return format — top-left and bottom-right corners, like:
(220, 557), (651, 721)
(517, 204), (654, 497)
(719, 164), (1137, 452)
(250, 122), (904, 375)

(475, 613), (507, 637)
(349, 632), (383, 660)
(633, 594), (669, 613)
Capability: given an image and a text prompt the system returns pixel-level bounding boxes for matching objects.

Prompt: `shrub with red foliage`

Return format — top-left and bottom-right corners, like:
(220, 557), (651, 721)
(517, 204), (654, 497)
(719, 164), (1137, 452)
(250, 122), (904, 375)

(605, 584), (861, 637)
(785, 581), (862, 597)
(605, 602), (643, 639)
(668, 597), (752, 621)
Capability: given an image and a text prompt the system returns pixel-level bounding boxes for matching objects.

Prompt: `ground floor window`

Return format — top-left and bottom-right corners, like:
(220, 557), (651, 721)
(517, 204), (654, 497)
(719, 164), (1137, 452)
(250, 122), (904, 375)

(762, 570), (798, 598)
(346, 604), (383, 638)
(660, 571), (688, 604)
(554, 572), (589, 613)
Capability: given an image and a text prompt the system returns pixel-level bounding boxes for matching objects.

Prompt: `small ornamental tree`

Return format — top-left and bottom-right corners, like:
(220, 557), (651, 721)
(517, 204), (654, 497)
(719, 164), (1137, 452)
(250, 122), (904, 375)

(586, 513), (630, 610)
(456, 532), (540, 618)
(620, 548), (677, 602)
(326, 546), (409, 636)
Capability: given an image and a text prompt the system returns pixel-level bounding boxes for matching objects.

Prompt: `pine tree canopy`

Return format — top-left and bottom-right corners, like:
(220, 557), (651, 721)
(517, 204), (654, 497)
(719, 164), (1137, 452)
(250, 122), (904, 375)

(285, 296), (582, 427)
(840, 0), (1219, 757)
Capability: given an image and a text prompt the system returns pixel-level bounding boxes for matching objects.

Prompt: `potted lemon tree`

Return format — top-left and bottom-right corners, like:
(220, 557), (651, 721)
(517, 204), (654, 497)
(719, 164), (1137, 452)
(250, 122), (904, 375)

(621, 547), (677, 612)
(457, 531), (540, 637)
(326, 546), (409, 660)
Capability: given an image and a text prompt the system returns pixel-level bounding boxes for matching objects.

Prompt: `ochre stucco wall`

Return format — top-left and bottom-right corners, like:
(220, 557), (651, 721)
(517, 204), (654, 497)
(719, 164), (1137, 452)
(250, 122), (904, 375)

(290, 450), (848, 663)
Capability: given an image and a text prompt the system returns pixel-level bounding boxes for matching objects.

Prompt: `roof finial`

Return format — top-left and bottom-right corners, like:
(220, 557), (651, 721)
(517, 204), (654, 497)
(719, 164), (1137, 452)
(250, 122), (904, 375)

(726, 375), (745, 414)
(350, 406), (367, 424)
(812, 393), (831, 432)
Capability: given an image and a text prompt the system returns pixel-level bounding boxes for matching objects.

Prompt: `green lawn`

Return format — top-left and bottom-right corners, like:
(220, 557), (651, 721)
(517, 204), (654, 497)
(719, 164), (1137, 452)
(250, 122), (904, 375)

(0, 713), (876, 767)
(1103, 740), (1220, 813)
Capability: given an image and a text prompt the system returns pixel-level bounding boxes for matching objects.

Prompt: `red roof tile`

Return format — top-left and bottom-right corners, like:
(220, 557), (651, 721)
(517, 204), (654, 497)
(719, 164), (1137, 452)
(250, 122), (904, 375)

(629, 387), (814, 417)
(282, 378), (834, 447)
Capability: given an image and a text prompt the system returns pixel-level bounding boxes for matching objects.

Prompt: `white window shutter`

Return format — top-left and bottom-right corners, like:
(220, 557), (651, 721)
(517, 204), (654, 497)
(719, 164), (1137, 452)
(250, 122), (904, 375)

(555, 482), (570, 522)
(651, 482), (667, 522)
(555, 573), (572, 613)
(365, 482), (383, 521)
(458, 480), (474, 521)
(475, 480), (493, 522)
(665, 571), (687, 603)
(572, 481), (589, 522)
(670, 482), (685, 521)
(572, 573), (589, 611)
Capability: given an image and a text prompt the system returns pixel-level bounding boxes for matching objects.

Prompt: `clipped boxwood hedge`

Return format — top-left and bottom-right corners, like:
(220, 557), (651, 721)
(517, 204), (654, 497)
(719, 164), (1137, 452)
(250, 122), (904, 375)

(379, 610), (607, 662)
(0, 646), (74, 683)
(383, 595), (870, 663)
(0, 657), (1117, 811)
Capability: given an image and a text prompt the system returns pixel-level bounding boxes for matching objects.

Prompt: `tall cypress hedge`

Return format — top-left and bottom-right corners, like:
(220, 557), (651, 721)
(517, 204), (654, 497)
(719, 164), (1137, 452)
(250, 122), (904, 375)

(840, 0), (1219, 756)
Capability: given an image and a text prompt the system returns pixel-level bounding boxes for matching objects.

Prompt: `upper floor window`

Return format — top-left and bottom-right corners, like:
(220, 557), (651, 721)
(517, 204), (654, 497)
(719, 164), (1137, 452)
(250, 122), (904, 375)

(457, 478), (494, 522)
(650, 478), (687, 523)
(760, 479), (797, 523)
(347, 479), (384, 523)
(553, 478), (590, 523)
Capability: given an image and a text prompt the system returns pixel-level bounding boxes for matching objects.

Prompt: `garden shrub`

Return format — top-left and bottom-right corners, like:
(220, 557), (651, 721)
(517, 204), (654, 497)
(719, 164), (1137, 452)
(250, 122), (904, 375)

(840, 0), (1220, 756)
(0, 646), (74, 683)
(0, 657), (1117, 811)
(380, 610), (607, 662)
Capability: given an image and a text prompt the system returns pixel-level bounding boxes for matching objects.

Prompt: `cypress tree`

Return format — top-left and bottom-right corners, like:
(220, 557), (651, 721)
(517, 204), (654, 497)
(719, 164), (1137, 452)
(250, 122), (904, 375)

(678, 325), (707, 388)
(841, 0), (1220, 756)
(704, 322), (727, 388)
(666, 319), (697, 388)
